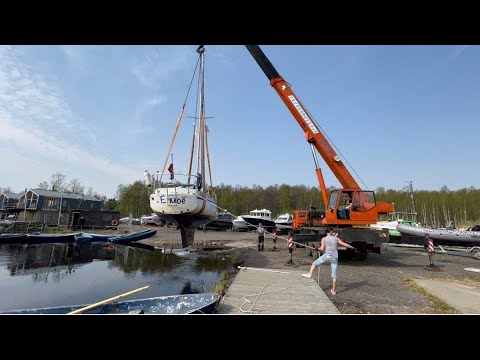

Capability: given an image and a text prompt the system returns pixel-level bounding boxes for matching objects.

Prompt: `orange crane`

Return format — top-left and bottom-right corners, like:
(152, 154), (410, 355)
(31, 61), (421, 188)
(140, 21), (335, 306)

(246, 45), (394, 259)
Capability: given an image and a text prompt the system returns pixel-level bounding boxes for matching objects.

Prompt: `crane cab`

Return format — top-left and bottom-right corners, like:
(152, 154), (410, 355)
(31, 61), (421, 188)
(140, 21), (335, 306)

(324, 189), (381, 226)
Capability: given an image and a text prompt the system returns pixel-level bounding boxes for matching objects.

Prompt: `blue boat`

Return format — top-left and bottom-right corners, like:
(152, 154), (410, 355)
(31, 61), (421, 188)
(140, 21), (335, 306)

(74, 232), (112, 243)
(1, 293), (220, 314)
(0, 233), (29, 244)
(0, 230), (156, 245)
(26, 233), (76, 244)
(108, 229), (157, 244)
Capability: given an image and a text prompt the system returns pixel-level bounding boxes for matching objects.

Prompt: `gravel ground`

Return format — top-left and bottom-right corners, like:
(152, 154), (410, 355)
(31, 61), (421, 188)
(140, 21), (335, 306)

(139, 226), (480, 314)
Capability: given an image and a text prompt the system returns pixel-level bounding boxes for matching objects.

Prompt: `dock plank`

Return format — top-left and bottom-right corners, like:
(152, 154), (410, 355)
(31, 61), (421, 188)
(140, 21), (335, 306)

(217, 267), (340, 314)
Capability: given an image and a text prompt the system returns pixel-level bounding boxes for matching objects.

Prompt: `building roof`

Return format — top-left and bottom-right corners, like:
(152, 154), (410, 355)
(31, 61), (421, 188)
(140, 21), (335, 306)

(29, 189), (100, 202)
(0, 192), (22, 200)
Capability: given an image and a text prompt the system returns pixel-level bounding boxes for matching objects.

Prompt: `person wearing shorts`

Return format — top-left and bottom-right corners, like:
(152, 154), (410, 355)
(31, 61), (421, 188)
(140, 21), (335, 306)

(302, 226), (354, 295)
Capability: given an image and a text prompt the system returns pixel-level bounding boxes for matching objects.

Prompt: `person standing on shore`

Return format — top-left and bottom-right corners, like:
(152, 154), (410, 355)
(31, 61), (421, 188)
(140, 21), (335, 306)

(272, 227), (278, 250)
(302, 226), (354, 295)
(257, 223), (265, 251)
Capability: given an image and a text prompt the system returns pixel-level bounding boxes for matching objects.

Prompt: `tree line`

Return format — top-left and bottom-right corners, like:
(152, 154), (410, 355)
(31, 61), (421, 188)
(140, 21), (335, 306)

(113, 181), (480, 229)
(4, 175), (478, 228)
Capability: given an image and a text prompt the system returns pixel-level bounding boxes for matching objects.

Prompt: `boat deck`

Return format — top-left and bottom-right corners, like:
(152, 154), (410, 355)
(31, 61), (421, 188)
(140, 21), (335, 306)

(217, 267), (339, 314)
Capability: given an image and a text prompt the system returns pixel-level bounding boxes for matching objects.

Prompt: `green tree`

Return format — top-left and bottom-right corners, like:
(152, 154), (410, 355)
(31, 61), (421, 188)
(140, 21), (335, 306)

(115, 181), (152, 217)
(278, 184), (292, 213)
(37, 182), (49, 190)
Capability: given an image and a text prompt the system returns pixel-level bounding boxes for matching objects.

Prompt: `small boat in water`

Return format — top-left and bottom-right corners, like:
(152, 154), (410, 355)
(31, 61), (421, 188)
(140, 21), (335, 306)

(25, 233), (76, 244)
(0, 233), (29, 244)
(107, 229), (157, 244)
(0, 293), (220, 314)
(74, 232), (113, 242)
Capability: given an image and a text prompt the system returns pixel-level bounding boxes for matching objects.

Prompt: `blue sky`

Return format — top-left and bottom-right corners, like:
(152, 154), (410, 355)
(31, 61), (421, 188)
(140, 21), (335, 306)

(0, 45), (478, 198)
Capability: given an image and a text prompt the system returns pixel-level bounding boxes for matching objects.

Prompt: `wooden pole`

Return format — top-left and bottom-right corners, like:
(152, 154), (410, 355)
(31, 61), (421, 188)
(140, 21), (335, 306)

(67, 285), (150, 314)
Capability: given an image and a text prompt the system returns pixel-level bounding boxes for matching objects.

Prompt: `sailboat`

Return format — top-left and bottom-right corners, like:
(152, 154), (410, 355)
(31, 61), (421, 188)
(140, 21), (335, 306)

(144, 45), (218, 248)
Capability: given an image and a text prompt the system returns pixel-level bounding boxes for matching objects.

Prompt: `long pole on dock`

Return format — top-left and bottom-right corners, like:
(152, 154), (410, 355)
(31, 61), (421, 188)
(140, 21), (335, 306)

(67, 285), (150, 314)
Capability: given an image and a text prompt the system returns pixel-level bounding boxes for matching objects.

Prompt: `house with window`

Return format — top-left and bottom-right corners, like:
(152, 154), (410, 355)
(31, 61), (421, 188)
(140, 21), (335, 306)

(17, 189), (102, 225)
(2, 189), (119, 227)
(0, 192), (22, 220)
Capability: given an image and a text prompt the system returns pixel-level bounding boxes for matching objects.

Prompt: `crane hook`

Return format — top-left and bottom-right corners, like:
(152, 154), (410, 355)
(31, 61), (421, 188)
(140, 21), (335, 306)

(197, 45), (205, 54)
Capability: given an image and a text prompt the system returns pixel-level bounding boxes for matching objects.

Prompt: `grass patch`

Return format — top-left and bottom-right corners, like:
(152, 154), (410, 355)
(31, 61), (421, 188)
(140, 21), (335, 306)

(230, 253), (242, 267)
(213, 271), (235, 296)
(403, 278), (462, 314)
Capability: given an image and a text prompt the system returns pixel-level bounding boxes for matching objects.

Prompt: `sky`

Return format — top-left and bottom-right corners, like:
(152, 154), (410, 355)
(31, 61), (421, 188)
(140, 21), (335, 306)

(0, 45), (479, 199)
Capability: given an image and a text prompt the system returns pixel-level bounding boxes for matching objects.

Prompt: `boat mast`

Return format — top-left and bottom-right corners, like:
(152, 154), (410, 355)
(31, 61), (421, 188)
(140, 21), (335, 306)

(408, 181), (416, 214)
(406, 180), (417, 220)
(198, 45), (206, 193)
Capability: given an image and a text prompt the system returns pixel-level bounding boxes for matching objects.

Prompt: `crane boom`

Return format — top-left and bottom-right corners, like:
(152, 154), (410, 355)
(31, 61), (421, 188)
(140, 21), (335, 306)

(242, 45), (396, 259)
(245, 45), (360, 190)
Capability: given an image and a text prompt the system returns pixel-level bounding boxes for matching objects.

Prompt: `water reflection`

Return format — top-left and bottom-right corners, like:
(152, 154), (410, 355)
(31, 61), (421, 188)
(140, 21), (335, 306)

(1, 243), (115, 281)
(0, 243), (234, 312)
(109, 245), (183, 275)
(194, 254), (234, 272)
(180, 281), (204, 294)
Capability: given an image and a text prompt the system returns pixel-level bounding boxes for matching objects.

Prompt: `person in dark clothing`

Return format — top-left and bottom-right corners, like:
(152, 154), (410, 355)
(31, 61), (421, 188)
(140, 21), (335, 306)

(257, 223), (265, 251)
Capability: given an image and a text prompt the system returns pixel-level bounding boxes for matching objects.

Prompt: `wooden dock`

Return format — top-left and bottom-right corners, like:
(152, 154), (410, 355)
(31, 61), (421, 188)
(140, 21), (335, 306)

(217, 267), (340, 314)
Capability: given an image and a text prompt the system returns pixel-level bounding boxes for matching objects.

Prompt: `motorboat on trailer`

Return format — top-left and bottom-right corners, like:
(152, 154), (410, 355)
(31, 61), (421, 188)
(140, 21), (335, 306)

(238, 209), (276, 231)
(370, 212), (419, 237)
(274, 213), (293, 232)
(202, 212), (235, 231)
(396, 223), (480, 247)
(232, 216), (249, 231)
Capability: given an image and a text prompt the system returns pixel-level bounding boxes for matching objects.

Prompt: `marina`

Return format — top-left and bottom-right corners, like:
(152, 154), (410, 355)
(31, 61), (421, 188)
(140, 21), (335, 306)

(1, 45), (480, 315)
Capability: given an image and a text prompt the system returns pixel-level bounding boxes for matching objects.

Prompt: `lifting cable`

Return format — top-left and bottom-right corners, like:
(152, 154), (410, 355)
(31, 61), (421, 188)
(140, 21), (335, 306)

(159, 55), (200, 181)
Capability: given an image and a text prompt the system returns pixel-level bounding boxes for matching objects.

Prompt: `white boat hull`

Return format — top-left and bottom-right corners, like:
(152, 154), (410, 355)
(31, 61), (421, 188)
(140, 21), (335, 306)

(397, 224), (480, 246)
(233, 216), (249, 231)
(150, 186), (217, 229)
(275, 221), (292, 230)
(275, 213), (293, 231)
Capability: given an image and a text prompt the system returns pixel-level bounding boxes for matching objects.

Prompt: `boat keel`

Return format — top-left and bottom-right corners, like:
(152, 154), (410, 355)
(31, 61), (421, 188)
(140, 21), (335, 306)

(180, 227), (195, 248)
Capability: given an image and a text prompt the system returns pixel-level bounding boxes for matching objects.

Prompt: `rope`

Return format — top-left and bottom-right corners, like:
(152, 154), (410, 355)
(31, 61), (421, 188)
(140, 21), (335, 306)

(193, 199), (319, 250)
(159, 55), (200, 181)
(240, 282), (269, 313)
(237, 280), (315, 313)
(237, 266), (290, 273)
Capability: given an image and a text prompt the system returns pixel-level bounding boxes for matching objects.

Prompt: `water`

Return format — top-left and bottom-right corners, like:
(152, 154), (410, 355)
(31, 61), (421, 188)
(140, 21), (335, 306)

(0, 243), (233, 312)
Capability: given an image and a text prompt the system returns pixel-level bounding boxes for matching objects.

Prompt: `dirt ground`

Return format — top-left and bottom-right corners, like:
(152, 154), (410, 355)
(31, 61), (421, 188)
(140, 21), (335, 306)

(138, 226), (480, 314)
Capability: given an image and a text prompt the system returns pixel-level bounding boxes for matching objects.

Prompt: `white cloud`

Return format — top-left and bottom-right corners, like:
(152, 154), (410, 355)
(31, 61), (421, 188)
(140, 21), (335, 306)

(130, 95), (167, 136)
(0, 46), (139, 193)
(60, 45), (97, 72)
(131, 46), (190, 87)
(135, 95), (166, 119)
(445, 45), (470, 65)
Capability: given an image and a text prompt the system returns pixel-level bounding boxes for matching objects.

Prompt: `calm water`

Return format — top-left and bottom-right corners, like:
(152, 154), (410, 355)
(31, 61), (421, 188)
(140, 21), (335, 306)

(0, 243), (232, 312)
